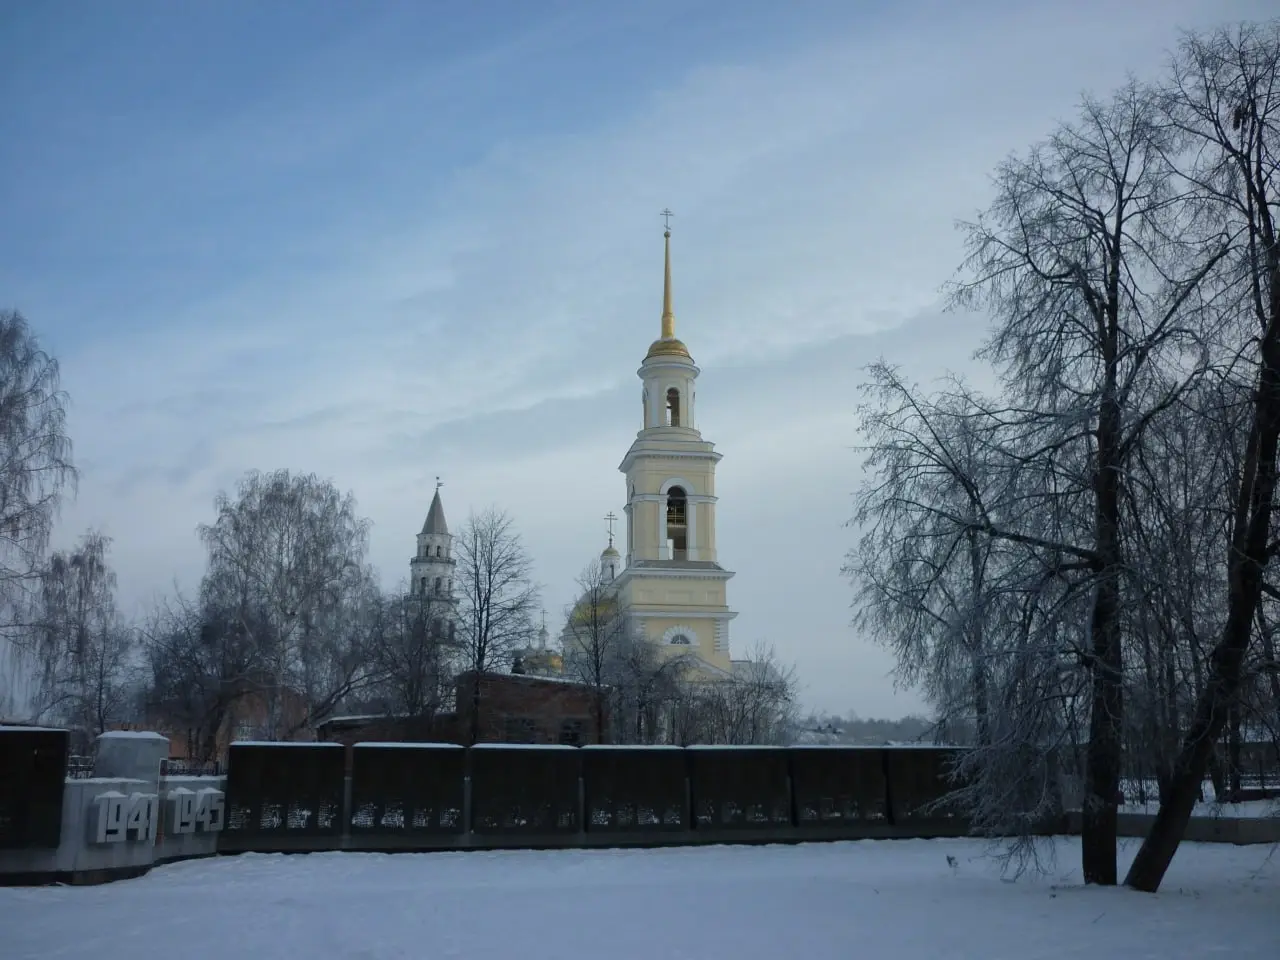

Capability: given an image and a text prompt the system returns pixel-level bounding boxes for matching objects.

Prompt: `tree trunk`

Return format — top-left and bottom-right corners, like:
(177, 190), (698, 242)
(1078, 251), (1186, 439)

(594, 688), (606, 745)
(967, 529), (991, 747)
(1227, 703), (1243, 800)
(468, 673), (482, 746)
(1082, 393), (1124, 885)
(1126, 281), (1280, 891)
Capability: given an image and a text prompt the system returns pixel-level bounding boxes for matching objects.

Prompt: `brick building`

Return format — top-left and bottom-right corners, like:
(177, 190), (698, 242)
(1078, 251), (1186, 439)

(316, 671), (607, 747)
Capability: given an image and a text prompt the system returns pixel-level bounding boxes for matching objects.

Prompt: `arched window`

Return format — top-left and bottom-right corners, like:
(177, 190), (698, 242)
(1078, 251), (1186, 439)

(669, 633), (692, 645)
(446, 578), (452, 594)
(434, 577), (442, 593)
(666, 388), (681, 427)
(420, 577), (427, 593)
(436, 545), (443, 557)
(666, 485), (688, 559)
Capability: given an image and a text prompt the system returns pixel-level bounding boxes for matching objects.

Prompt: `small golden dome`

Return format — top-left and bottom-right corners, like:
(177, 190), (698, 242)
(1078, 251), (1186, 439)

(646, 337), (691, 360)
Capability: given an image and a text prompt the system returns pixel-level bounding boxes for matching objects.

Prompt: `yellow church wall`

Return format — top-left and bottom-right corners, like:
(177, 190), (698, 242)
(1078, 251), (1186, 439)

(622, 579), (725, 609)
(639, 617), (731, 674)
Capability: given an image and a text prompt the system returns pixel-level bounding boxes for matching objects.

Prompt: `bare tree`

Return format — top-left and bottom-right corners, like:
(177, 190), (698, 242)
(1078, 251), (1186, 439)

(198, 469), (374, 738)
(847, 364), (1093, 857)
(607, 631), (689, 745)
(29, 531), (132, 740)
(365, 582), (454, 737)
(453, 507), (539, 744)
(561, 558), (630, 742)
(669, 641), (799, 746)
(1126, 22), (1280, 892)
(140, 590), (267, 762)
(0, 310), (75, 712)
(849, 75), (1233, 883)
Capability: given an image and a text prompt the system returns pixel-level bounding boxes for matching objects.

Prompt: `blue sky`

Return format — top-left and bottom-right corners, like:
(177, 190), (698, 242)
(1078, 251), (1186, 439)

(1, 0), (1270, 718)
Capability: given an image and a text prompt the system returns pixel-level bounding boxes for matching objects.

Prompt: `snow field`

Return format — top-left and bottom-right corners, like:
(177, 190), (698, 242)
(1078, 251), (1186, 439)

(0, 837), (1275, 960)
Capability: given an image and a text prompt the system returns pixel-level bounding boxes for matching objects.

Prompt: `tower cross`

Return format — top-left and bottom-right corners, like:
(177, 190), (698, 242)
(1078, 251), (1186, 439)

(661, 208), (674, 231)
(435, 476), (443, 492)
(604, 511), (619, 546)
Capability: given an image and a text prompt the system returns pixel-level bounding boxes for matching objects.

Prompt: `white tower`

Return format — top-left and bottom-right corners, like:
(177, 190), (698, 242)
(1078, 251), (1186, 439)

(612, 218), (736, 674)
(409, 480), (455, 603)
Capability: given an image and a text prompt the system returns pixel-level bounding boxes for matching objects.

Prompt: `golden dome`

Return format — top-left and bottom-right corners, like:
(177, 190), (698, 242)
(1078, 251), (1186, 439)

(646, 337), (691, 360)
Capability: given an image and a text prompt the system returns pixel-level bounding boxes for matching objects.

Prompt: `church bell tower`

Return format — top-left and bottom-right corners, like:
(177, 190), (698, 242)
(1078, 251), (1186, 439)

(612, 217), (736, 675)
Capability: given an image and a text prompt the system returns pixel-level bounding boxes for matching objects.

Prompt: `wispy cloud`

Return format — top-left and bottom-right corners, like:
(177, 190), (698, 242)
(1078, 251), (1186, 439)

(6, 0), (1272, 715)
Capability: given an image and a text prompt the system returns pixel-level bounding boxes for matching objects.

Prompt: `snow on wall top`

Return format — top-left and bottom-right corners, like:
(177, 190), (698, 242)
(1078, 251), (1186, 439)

(684, 744), (785, 751)
(470, 743), (579, 751)
(580, 744), (684, 751)
(353, 742), (465, 750)
(230, 741), (343, 748)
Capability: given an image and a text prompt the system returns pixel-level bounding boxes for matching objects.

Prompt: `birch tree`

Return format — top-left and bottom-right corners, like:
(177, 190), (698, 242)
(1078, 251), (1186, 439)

(198, 469), (373, 738)
(0, 310), (75, 712)
(30, 531), (133, 738)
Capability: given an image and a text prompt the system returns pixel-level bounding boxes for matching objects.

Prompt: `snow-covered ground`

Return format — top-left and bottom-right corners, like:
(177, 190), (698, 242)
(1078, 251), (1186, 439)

(2, 838), (1276, 959)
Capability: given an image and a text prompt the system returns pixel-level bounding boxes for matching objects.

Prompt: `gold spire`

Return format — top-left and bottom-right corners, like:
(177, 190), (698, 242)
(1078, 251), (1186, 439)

(661, 229), (675, 339)
(647, 213), (691, 360)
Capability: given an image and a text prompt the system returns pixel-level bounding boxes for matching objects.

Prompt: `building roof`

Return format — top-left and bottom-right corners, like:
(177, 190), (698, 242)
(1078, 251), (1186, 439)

(421, 488), (449, 536)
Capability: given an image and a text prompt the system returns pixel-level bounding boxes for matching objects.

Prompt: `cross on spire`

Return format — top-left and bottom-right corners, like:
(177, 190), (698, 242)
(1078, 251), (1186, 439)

(660, 208), (674, 232)
(604, 511), (619, 546)
(435, 476), (443, 492)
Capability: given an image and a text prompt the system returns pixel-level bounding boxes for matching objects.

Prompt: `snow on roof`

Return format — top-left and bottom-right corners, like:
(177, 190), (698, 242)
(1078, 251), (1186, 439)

(497, 672), (592, 687)
(0, 724), (66, 733)
(318, 713), (410, 725)
(98, 730), (167, 740)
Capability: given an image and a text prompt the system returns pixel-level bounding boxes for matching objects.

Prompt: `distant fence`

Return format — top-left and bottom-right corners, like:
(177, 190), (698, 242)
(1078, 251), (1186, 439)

(217, 742), (973, 853)
(161, 758), (226, 778)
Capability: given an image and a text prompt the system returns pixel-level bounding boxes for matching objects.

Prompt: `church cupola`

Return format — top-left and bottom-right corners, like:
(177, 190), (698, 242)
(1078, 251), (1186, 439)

(601, 511), (621, 582)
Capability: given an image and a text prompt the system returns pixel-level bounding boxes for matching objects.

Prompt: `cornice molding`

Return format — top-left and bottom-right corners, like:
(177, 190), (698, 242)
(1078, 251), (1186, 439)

(631, 609), (739, 621)
(617, 566), (735, 582)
